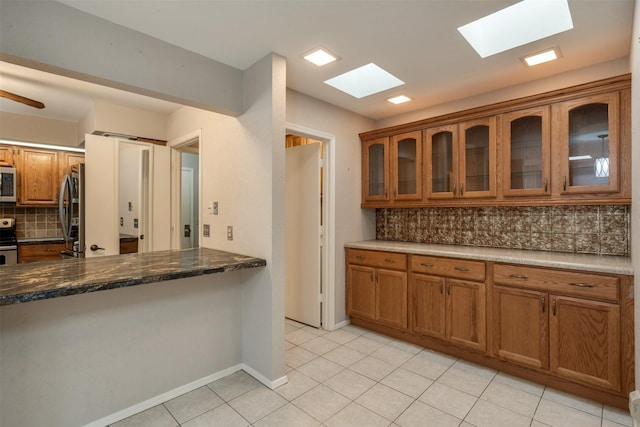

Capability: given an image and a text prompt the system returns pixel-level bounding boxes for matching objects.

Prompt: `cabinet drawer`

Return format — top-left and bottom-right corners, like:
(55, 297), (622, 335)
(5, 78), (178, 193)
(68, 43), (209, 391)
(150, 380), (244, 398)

(412, 255), (485, 281)
(347, 249), (407, 270)
(494, 264), (619, 302)
(19, 242), (64, 257)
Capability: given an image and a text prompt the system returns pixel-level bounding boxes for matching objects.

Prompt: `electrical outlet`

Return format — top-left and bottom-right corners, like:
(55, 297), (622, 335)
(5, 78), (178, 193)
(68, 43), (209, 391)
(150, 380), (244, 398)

(133, 218), (138, 229)
(213, 201), (218, 215)
(203, 224), (210, 237)
(120, 217), (123, 226)
(227, 226), (233, 240)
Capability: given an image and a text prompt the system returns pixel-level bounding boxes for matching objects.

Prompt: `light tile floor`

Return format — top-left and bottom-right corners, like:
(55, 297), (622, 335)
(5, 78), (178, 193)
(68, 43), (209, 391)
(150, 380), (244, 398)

(110, 320), (633, 427)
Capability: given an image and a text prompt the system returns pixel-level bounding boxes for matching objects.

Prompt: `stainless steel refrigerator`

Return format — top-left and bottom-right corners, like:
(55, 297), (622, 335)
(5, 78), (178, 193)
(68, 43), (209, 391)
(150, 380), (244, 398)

(59, 163), (85, 258)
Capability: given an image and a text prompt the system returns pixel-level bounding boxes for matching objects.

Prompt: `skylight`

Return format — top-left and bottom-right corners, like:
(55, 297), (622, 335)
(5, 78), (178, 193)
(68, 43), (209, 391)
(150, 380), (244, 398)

(458, 0), (574, 58)
(324, 63), (404, 99)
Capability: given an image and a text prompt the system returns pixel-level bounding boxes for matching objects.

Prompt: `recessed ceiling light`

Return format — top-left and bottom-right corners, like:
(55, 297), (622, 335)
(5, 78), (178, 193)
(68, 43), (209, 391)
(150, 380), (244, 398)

(388, 95), (412, 104)
(522, 48), (561, 67)
(458, 0), (573, 58)
(304, 48), (338, 67)
(324, 63), (404, 99)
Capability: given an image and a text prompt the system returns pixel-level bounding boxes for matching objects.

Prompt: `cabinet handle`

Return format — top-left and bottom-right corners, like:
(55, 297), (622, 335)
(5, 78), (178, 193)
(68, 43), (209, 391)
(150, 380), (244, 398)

(544, 178), (548, 193)
(356, 255), (366, 260)
(569, 282), (594, 288)
(453, 183), (457, 195)
(440, 280), (444, 294)
(509, 274), (528, 280)
(370, 271), (374, 281)
(552, 298), (556, 316)
(420, 262), (433, 268)
(394, 189), (397, 198)
(447, 282), (451, 295)
(460, 183), (464, 196)
(44, 248), (55, 252)
(454, 266), (469, 272)
(562, 176), (567, 192)
(541, 296), (545, 313)
(384, 258), (396, 264)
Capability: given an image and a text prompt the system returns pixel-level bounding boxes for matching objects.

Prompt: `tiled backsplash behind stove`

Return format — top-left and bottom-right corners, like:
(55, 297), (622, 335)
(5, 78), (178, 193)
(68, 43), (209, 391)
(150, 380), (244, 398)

(0, 206), (62, 240)
(376, 205), (630, 256)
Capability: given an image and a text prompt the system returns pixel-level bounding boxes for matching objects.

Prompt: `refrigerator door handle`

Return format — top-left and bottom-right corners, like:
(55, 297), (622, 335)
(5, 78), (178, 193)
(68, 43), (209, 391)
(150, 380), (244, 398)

(59, 175), (72, 241)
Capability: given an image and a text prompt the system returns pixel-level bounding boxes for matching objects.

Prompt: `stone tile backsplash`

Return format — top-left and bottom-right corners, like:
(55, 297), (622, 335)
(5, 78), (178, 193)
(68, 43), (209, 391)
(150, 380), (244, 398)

(376, 205), (630, 256)
(0, 205), (62, 240)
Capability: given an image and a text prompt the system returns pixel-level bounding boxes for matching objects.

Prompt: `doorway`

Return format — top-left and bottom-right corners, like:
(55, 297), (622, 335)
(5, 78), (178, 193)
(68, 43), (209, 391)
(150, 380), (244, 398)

(285, 125), (335, 330)
(168, 130), (201, 250)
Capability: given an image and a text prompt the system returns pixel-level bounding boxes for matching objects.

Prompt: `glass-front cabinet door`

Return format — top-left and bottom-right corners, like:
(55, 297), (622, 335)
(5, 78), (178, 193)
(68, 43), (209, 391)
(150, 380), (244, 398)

(502, 107), (551, 197)
(390, 131), (422, 201)
(558, 92), (619, 194)
(459, 117), (496, 198)
(425, 125), (458, 199)
(362, 137), (390, 202)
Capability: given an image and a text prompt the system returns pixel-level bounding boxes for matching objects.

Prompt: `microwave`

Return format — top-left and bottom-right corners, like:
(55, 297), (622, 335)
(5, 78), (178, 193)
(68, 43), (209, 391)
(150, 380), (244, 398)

(0, 167), (17, 203)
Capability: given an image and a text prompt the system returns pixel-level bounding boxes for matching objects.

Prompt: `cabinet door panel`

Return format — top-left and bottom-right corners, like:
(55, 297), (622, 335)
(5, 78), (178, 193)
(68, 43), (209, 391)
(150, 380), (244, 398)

(410, 273), (446, 339)
(376, 269), (408, 330)
(347, 265), (376, 320)
(425, 125), (457, 199)
(557, 92), (619, 194)
(459, 117), (496, 198)
(391, 131), (422, 201)
(502, 107), (551, 197)
(0, 145), (15, 166)
(446, 279), (486, 351)
(549, 295), (621, 391)
(362, 138), (389, 202)
(492, 286), (548, 369)
(19, 148), (58, 205)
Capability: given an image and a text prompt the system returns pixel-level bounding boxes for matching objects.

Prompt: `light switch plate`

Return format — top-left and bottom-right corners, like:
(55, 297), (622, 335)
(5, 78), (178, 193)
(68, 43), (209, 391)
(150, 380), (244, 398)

(203, 224), (210, 237)
(227, 226), (233, 240)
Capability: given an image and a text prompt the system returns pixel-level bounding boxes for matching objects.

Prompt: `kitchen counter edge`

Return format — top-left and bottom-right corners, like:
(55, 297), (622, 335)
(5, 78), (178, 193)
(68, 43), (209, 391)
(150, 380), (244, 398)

(0, 247), (266, 306)
(345, 241), (633, 276)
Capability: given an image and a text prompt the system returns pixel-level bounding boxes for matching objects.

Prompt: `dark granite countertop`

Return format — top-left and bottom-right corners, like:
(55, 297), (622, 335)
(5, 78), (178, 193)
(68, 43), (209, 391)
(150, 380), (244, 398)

(18, 238), (65, 244)
(0, 248), (266, 306)
(119, 234), (138, 242)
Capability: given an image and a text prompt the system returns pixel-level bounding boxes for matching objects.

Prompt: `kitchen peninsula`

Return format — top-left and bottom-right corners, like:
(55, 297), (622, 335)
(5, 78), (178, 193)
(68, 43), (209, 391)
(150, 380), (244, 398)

(0, 247), (269, 427)
(1, 247), (266, 305)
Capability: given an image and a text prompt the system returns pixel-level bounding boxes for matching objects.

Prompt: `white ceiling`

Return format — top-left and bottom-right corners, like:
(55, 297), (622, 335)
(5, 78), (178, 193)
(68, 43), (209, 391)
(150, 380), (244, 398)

(0, 0), (634, 123)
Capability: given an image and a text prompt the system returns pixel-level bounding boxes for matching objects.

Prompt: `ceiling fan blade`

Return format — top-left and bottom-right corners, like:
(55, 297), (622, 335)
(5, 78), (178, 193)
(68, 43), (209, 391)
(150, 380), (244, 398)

(0, 90), (45, 109)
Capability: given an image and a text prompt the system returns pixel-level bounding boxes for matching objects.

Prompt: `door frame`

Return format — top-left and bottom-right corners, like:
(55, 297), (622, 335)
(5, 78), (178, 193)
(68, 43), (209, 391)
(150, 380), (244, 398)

(181, 166), (195, 249)
(168, 129), (202, 250)
(286, 123), (336, 331)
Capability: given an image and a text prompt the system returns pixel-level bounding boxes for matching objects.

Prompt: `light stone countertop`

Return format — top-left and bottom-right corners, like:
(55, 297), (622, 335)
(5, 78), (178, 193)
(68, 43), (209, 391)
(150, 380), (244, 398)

(345, 240), (633, 276)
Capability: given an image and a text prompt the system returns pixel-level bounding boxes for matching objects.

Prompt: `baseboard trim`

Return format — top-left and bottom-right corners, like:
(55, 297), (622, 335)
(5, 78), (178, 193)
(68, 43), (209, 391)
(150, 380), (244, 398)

(241, 363), (289, 389)
(84, 364), (243, 427)
(332, 319), (350, 330)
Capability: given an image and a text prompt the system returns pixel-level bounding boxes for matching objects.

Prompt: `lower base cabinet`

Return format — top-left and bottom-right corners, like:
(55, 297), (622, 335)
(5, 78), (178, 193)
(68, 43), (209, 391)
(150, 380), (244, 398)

(346, 247), (634, 409)
(18, 242), (64, 263)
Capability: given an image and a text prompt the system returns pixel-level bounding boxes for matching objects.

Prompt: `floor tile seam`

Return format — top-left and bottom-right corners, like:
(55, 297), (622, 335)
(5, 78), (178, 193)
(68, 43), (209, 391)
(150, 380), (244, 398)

(355, 384), (420, 424)
(462, 395), (533, 426)
(161, 402), (183, 426)
(477, 377), (545, 418)
(287, 387), (346, 425)
(538, 392), (605, 419)
(239, 396), (288, 426)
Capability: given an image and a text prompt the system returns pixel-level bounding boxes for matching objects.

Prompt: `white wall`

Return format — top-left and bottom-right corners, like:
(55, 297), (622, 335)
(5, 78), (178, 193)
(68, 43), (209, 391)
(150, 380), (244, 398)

(0, 111), (79, 146)
(94, 101), (169, 141)
(286, 89), (376, 325)
(167, 54), (287, 383)
(631, 1), (640, 390)
(0, 272), (247, 427)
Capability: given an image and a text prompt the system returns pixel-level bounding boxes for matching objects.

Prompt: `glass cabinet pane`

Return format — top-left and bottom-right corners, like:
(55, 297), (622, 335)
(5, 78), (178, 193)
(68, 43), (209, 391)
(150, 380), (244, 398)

(396, 137), (417, 195)
(568, 103), (609, 187)
(510, 116), (543, 190)
(368, 143), (386, 196)
(431, 131), (453, 193)
(464, 125), (490, 192)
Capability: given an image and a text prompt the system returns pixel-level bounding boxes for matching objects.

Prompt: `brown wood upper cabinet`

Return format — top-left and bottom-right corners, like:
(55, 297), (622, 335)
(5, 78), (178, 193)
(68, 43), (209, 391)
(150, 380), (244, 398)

(425, 118), (496, 200)
(0, 145), (16, 166)
(501, 106), (551, 197)
(362, 131), (422, 205)
(18, 148), (59, 206)
(556, 92), (620, 195)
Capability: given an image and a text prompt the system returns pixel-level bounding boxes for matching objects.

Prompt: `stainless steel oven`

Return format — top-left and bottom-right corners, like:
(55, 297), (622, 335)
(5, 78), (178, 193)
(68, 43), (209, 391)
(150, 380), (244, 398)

(0, 218), (17, 266)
